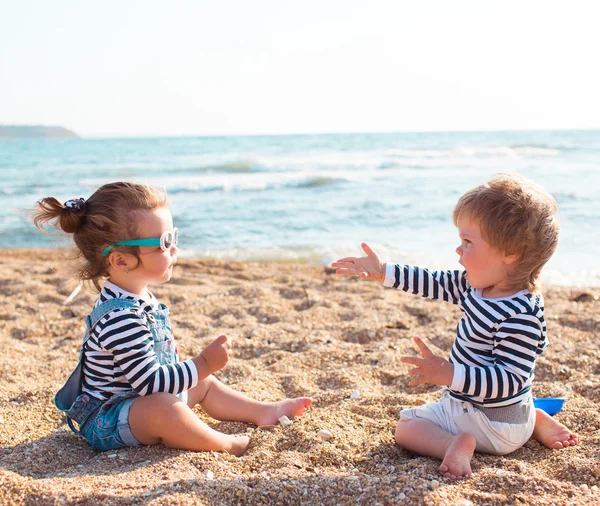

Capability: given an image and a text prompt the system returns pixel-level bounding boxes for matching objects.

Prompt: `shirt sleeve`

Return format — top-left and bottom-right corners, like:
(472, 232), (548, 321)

(450, 313), (545, 400)
(97, 309), (198, 396)
(382, 263), (469, 305)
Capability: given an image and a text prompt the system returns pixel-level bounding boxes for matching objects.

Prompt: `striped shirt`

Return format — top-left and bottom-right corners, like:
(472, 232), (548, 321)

(383, 264), (547, 407)
(81, 280), (198, 401)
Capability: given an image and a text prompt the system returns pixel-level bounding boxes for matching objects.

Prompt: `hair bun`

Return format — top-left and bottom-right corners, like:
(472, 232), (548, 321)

(60, 198), (86, 233)
(33, 196), (87, 235)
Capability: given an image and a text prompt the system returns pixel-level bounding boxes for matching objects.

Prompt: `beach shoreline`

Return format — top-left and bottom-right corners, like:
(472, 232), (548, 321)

(1, 249), (599, 505)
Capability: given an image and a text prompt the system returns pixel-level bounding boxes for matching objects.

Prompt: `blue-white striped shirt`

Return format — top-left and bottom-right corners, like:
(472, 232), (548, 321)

(81, 281), (198, 401)
(383, 264), (547, 407)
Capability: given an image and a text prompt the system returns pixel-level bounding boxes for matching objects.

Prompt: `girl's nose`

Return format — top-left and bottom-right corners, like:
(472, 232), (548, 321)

(456, 245), (462, 256)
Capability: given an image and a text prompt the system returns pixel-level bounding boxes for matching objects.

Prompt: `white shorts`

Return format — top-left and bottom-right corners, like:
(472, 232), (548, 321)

(399, 393), (536, 455)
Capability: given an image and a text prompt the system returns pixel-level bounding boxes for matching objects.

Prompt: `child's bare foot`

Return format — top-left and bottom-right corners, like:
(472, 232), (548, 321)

(226, 435), (251, 457)
(533, 408), (578, 449)
(439, 433), (476, 481)
(256, 397), (313, 427)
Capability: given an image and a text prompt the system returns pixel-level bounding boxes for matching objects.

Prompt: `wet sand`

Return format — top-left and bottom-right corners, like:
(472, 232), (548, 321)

(1, 249), (599, 505)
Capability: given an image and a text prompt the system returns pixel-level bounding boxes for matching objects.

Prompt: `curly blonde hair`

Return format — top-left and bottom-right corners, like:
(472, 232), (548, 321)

(453, 173), (559, 292)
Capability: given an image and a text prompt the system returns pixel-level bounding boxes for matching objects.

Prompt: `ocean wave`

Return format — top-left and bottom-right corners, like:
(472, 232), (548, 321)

(512, 146), (560, 156)
(381, 146), (560, 159)
(246, 145), (562, 173)
(30, 143), (564, 184)
(0, 182), (49, 196)
(167, 185), (224, 194)
(456, 146), (560, 158)
(194, 160), (255, 174)
(123, 170), (355, 195)
(553, 191), (581, 203)
(292, 176), (347, 189)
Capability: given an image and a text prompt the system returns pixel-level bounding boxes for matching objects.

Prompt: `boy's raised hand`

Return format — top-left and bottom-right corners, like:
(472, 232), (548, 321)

(199, 335), (232, 375)
(332, 243), (385, 283)
(400, 337), (454, 387)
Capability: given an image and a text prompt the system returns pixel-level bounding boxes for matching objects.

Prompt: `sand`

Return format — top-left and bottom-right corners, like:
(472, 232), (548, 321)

(1, 249), (599, 505)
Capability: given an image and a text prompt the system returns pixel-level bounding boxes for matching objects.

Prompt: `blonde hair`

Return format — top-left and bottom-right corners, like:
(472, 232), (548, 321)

(453, 174), (559, 293)
(33, 182), (169, 289)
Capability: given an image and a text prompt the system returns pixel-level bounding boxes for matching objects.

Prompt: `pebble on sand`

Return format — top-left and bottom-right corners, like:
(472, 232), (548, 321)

(318, 429), (333, 441)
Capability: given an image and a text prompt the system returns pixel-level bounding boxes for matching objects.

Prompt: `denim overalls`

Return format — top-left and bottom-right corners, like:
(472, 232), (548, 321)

(55, 297), (183, 451)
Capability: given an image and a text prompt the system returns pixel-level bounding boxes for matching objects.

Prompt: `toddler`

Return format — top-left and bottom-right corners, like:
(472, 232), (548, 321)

(333, 174), (577, 479)
(34, 182), (311, 455)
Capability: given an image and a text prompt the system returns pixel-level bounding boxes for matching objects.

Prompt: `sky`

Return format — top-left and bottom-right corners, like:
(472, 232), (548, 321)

(1, 0), (599, 137)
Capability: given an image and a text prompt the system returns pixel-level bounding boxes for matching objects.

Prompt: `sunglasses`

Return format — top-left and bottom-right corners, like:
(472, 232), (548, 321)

(101, 228), (178, 257)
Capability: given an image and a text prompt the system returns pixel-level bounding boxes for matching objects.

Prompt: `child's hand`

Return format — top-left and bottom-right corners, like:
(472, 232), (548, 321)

(332, 243), (385, 283)
(400, 337), (454, 387)
(199, 335), (232, 374)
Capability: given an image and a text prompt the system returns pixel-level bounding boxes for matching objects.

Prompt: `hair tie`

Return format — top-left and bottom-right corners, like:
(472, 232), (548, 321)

(64, 198), (86, 211)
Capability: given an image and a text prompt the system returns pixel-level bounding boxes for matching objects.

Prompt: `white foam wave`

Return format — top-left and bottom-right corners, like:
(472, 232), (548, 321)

(81, 169), (374, 194)
(73, 145), (561, 184)
(540, 269), (600, 288)
(253, 145), (561, 170)
(513, 147), (560, 156)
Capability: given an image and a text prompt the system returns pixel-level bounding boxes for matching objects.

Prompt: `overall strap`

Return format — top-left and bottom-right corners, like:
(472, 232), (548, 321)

(56, 298), (143, 418)
(83, 298), (141, 346)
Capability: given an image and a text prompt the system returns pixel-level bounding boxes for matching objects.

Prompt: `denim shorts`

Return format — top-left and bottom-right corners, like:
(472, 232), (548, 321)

(67, 392), (143, 451)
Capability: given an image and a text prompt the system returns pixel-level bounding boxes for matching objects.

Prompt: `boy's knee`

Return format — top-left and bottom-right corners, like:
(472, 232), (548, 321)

(394, 419), (412, 445)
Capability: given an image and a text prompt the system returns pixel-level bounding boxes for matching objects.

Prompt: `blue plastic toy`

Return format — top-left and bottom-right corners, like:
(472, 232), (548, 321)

(533, 397), (565, 416)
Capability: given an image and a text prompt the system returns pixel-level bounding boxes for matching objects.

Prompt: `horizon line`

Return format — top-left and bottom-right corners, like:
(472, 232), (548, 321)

(2, 125), (600, 140)
(82, 126), (600, 140)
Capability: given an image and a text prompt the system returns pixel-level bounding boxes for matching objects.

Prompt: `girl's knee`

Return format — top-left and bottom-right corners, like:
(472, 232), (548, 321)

(149, 391), (180, 405)
(130, 393), (192, 440)
(134, 392), (186, 415)
(187, 375), (216, 406)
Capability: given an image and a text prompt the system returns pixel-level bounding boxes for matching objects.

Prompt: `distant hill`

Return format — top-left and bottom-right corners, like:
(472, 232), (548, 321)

(0, 125), (79, 139)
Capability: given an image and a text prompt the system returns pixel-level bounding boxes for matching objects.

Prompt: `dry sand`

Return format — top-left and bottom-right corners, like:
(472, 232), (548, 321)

(1, 249), (599, 505)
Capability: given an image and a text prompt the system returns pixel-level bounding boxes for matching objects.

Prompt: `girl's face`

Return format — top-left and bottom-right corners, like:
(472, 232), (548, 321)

(455, 215), (516, 297)
(132, 207), (178, 287)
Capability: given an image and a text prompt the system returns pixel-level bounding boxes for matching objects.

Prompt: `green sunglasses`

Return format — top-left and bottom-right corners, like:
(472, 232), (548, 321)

(102, 228), (178, 257)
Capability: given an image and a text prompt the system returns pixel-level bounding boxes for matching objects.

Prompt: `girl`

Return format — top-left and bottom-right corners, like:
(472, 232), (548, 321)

(34, 182), (312, 455)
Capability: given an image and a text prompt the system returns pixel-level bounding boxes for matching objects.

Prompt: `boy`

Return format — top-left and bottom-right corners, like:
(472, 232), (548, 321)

(333, 174), (577, 480)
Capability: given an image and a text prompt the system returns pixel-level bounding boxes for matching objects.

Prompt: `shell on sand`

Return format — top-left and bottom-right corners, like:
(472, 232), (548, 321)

(1, 250), (599, 505)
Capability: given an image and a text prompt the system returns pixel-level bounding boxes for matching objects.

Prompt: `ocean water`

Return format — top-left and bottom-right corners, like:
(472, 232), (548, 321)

(1, 130), (599, 286)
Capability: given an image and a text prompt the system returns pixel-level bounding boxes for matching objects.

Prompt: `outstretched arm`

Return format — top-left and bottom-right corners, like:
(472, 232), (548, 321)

(333, 242), (469, 304)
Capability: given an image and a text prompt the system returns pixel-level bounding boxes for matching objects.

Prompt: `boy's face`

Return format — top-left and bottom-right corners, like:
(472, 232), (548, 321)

(455, 215), (517, 296)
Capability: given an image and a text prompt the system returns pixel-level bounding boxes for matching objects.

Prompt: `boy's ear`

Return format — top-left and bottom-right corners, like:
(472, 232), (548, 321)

(504, 252), (519, 265)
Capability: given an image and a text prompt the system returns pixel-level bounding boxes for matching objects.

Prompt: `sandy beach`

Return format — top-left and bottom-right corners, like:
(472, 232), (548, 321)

(1, 249), (599, 505)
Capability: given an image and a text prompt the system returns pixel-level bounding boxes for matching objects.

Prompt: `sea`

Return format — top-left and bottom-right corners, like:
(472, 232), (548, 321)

(1, 130), (598, 287)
